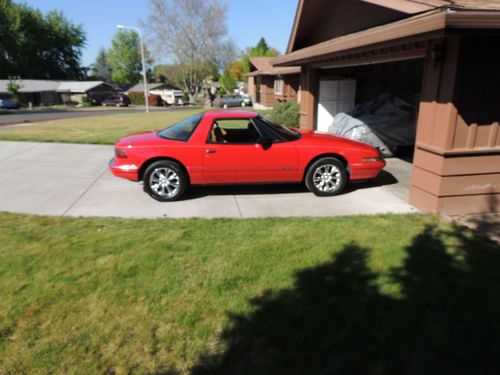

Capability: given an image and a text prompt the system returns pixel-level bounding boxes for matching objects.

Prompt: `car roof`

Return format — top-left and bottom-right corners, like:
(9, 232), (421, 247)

(203, 110), (258, 119)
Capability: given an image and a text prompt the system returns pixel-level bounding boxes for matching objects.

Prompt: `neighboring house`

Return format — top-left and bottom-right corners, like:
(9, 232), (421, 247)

(127, 83), (183, 105)
(247, 57), (301, 109)
(0, 80), (115, 106)
(273, 0), (500, 216)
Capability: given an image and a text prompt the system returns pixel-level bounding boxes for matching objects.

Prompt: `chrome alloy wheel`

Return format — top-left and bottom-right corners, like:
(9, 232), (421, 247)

(312, 164), (341, 193)
(149, 167), (180, 198)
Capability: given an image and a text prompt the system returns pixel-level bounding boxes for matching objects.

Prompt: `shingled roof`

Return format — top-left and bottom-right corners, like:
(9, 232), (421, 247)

(247, 57), (301, 77)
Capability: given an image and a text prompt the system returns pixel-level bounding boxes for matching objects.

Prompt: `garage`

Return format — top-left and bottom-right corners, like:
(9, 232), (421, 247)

(274, 0), (500, 215)
(316, 59), (425, 160)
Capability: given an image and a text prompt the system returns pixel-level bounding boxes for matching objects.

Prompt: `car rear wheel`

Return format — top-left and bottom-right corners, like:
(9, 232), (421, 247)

(223, 103), (228, 109)
(143, 161), (187, 201)
(305, 157), (348, 196)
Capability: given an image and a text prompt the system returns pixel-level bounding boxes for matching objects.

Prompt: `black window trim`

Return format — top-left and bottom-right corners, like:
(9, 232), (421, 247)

(157, 112), (204, 143)
(250, 116), (301, 143)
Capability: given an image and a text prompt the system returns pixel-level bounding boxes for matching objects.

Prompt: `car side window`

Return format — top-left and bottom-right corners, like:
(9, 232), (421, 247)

(207, 119), (261, 144)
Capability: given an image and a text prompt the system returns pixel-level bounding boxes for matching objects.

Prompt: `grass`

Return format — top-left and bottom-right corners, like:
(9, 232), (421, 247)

(0, 212), (498, 374)
(28, 105), (130, 112)
(0, 108), (272, 145)
(0, 110), (202, 145)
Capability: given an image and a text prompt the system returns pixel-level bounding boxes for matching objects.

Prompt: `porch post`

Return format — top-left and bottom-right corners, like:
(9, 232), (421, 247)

(299, 66), (318, 130)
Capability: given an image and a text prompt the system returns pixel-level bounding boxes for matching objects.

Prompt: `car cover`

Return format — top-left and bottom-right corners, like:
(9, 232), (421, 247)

(327, 93), (419, 157)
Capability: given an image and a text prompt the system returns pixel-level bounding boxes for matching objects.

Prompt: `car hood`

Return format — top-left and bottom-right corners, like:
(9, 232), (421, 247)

(297, 129), (375, 151)
(116, 130), (163, 147)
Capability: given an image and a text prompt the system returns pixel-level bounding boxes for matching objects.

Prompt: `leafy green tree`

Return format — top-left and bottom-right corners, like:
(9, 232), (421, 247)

(90, 47), (112, 82)
(107, 30), (148, 86)
(242, 37), (280, 73)
(7, 77), (22, 106)
(0, 0), (86, 79)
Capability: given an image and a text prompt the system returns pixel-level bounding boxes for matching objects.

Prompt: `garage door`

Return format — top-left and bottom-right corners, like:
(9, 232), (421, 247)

(316, 79), (356, 132)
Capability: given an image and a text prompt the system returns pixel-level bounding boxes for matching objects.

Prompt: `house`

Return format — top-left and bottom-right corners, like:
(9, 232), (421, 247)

(273, 0), (500, 215)
(127, 83), (183, 105)
(247, 57), (301, 109)
(0, 80), (115, 106)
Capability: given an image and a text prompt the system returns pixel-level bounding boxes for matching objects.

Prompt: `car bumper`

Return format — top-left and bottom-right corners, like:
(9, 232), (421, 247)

(108, 157), (139, 181)
(350, 160), (386, 180)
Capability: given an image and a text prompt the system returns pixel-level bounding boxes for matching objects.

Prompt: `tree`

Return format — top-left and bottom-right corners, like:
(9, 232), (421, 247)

(143, 0), (236, 102)
(242, 37), (280, 73)
(107, 30), (152, 86)
(90, 47), (112, 82)
(7, 77), (22, 106)
(219, 60), (245, 92)
(0, 0), (86, 79)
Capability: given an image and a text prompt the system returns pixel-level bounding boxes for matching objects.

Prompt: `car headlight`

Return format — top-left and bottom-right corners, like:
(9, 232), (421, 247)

(115, 148), (128, 158)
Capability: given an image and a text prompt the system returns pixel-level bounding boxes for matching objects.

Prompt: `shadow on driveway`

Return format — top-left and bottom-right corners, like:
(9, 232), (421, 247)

(180, 170), (399, 201)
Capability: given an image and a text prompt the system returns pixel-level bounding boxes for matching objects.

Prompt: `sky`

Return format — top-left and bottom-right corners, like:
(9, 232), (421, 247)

(22, 0), (298, 67)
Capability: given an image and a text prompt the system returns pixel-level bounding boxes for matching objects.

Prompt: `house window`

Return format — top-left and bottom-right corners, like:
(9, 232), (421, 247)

(274, 78), (284, 95)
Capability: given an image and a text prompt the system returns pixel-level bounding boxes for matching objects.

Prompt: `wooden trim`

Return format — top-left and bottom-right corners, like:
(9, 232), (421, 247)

(275, 10), (446, 66)
(310, 43), (428, 68)
(360, 0), (444, 14)
(446, 10), (500, 29)
(286, 0), (305, 53)
(276, 10), (500, 66)
(416, 143), (500, 156)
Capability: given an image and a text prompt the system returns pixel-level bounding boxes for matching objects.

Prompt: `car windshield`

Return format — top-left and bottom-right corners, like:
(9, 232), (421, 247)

(158, 113), (203, 142)
(253, 115), (301, 142)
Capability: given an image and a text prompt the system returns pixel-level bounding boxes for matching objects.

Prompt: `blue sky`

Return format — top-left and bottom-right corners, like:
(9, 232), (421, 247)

(22, 0), (298, 67)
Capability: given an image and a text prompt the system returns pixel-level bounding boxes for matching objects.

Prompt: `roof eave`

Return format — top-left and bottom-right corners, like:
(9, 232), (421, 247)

(275, 9), (500, 67)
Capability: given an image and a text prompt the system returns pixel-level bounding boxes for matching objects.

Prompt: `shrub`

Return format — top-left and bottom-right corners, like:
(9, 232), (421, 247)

(271, 101), (300, 128)
(127, 92), (145, 105)
(82, 97), (94, 107)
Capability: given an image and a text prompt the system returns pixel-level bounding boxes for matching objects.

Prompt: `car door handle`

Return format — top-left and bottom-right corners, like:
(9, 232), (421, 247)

(206, 149), (217, 154)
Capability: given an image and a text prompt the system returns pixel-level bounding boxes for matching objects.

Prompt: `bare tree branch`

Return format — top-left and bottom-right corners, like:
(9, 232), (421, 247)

(142, 0), (236, 100)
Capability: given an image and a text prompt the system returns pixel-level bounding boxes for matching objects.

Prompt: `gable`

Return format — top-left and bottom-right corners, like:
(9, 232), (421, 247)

(288, 0), (413, 52)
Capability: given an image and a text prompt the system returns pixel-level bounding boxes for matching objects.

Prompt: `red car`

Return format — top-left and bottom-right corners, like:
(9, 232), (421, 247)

(109, 110), (385, 201)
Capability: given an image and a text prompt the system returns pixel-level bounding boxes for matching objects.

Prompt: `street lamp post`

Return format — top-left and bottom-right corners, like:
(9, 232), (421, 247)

(116, 24), (149, 113)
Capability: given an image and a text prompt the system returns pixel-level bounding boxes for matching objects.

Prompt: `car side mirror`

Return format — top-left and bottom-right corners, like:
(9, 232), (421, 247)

(257, 136), (273, 150)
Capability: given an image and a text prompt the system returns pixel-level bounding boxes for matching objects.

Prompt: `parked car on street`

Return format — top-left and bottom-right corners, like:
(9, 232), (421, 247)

(0, 98), (15, 109)
(110, 111), (385, 201)
(102, 95), (130, 107)
(219, 94), (252, 108)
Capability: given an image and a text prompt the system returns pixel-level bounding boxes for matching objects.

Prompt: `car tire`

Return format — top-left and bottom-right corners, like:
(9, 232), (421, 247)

(305, 157), (348, 197)
(102, 103), (107, 106)
(241, 102), (246, 107)
(223, 104), (228, 109)
(143, 160), (188, 202)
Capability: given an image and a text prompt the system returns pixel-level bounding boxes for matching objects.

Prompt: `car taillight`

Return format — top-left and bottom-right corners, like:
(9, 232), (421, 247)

(115, 148), (128, 158)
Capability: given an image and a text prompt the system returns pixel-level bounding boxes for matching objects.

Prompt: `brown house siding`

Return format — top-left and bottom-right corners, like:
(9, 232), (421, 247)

(409, 35), (500, 215)
(256, 75), (300, 107)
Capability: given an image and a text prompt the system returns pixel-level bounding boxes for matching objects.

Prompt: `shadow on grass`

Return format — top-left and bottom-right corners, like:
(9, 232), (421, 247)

(191, 223), (500, 374)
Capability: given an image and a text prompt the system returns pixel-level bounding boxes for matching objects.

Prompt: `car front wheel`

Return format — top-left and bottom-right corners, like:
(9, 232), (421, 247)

(143, 161), (187, 201)
(305, 157), (348, 196)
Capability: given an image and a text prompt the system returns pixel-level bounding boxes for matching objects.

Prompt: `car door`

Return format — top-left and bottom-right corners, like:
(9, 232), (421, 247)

(202, 118), (300, 184)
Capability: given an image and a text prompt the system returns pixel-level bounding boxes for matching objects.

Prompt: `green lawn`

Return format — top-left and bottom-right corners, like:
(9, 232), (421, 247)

(0, 212), (498, 374)
(0, 108), (272, 145)
(0, 110), (202, 145)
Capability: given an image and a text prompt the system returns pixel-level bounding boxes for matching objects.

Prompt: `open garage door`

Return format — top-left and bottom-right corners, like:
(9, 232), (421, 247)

(317, 59), (425, 159)
(317, 79), (356, 132)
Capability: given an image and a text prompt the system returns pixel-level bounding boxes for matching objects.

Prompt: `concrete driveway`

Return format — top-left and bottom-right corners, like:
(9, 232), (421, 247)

(0, 141), (417, 218)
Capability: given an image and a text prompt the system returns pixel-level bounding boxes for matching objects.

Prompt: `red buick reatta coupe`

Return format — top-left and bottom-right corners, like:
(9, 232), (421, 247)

(109, 110), (385, 201)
